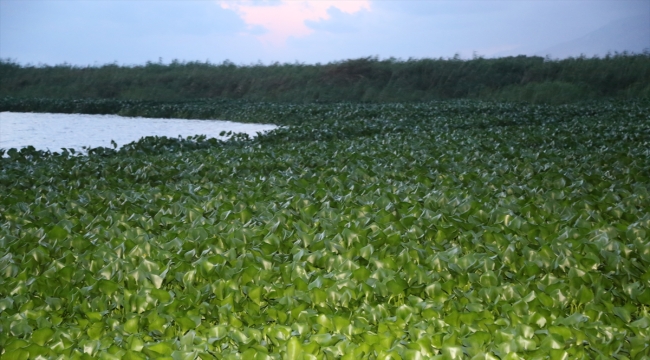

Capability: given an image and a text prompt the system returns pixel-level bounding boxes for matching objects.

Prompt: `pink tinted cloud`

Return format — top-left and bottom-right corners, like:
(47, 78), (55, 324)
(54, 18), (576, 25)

(221, 1), (370, 45)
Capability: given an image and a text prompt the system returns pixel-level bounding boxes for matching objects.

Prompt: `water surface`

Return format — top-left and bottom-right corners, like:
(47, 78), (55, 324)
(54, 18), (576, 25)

(0, 112), (277, 153)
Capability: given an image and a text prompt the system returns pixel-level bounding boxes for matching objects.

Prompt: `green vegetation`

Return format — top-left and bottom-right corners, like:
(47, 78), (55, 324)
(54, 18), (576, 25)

(1, 100), (649, 359)
(2, 53), (649, 104)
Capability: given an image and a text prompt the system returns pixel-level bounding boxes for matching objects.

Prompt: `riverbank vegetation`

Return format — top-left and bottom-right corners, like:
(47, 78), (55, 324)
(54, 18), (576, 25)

(2, 53), (649, 104)
(1, 100), (649, 358)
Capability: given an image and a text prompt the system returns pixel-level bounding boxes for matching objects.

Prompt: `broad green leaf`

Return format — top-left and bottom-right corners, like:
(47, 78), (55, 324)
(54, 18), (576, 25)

(207, 325), (228, 341)
(150, 289), (171, 303)
(637, 288), (650, 305)
(352, 267), (371, 282)
(576, 286), (593, 305)
(359, 244), (374, 260)
(47, 226), (68, 240)
(87, 323), (104, 340)
(387, 278), (407, 295)
(10, 318), (32, 337)
(311, 333), (334, 346)
(613, 307), (632, 323)
(0, 297), (14, 312)
(442, 346), (463, 360)
(248, 286), (262, 305)
(31, 327), (54, 346)
(123, 350), (147, 360)
(286, 337), (303, 360)
(124, 318), (140, 334)
(97, 279), (120, 295)
(1, 349), (30, 360)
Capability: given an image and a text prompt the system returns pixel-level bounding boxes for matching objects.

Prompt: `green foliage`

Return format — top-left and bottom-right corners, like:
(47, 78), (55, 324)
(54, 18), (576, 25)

(1, 53), (649, 103)
(1, 100), (650, 358)
(491, 81), (597, 104)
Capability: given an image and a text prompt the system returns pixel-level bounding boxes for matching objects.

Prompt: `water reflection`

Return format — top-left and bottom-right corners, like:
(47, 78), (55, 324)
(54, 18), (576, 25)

(0, 112), (277, 153)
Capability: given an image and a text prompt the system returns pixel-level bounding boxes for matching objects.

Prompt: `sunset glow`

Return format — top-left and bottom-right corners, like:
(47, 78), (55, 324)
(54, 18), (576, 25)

(220, 0), (371, 45)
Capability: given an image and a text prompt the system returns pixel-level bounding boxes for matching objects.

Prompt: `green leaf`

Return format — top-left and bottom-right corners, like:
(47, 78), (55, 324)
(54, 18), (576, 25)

(207, 325), (228, 341)
(1, 349), (30, 360)
(442, 346), (463, 360)
(286, 337), (303, 360)
(124, 317), (140, 334)
(123, 350), (147, 360)
(0, 297), (14, 312)
(10, 318), (32, 337)
(352, 267), (371, 282)
(229, 329), (250, 344)
(176, 317), (198, 332)
(97, 279), (120, 295)
(548, 326), (573, 342)
(479, 271), (498, 287)
(333, 316), (351, 333)
(147, 342), (174, 356)
(150, 289), (171, 303)
(47, 226), (68, 240)
(87, 322), (104, 340)
(31, 327), (54, 346)
(613, 307), (631, 322)
(248, 286), (262, 305)
(386, 278), (407, 295)
(311, 333), (334, 346)
(359, 244), (374, 260)
(576, 286), (594, 305)
(557, 313), (588, 326)
(637, 288), (650, 305)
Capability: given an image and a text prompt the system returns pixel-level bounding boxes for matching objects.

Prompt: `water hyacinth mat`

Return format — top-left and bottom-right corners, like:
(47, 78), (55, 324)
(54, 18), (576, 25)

(1, 100), (649, 359)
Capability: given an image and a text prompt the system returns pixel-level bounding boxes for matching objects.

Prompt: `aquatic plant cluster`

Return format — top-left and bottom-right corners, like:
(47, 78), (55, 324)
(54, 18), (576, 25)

(1, 100), (649, 359)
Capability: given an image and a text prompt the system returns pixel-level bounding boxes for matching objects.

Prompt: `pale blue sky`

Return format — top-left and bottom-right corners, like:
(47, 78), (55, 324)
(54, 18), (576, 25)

(1, 0), (647, 66)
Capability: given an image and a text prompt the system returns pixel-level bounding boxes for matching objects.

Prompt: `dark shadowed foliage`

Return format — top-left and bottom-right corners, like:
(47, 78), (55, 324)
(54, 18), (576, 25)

(1, 53), (648, 104)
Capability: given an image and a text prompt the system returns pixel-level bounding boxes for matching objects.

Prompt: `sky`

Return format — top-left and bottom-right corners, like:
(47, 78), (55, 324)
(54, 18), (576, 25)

(0, 0), (648, 66)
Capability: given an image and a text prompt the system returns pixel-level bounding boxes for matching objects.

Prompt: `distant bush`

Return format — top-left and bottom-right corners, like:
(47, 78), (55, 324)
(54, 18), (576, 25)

(1, 53), (648, 103)
(492, 81), (598, 104)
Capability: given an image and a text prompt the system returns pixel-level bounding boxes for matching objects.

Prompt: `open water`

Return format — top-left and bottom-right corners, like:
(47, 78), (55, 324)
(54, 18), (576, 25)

(0, 112), (277, 153)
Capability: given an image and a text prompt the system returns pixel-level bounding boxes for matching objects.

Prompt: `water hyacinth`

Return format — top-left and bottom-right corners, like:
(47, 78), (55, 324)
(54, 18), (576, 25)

(1, 100), (649, 359)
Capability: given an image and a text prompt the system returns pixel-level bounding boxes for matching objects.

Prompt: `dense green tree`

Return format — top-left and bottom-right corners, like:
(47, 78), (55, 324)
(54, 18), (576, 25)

(1, 53), (648, 104)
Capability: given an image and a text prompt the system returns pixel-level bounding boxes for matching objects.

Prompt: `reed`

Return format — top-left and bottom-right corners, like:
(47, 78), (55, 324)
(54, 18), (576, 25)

(2, 53), (648, 104)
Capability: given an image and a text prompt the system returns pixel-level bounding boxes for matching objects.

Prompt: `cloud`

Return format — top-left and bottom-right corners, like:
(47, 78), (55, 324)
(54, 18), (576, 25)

(305, 7), (362, 34)
(374, 1), (510, 16)
(220, 0), (370, 45)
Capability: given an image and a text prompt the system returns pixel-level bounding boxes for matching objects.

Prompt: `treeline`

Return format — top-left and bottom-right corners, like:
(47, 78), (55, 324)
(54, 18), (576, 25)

(1, 53), (649, 104)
